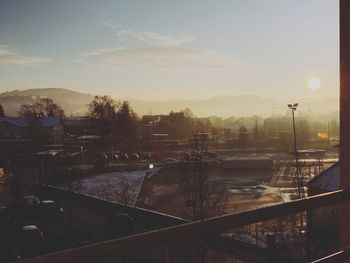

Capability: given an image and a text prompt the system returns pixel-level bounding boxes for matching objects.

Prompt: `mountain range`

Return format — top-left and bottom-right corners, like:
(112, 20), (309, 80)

(0, 88), (339, 119)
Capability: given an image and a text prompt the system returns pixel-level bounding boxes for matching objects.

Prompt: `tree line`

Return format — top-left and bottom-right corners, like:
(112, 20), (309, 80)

(86, 95), (138, 151)
(0, 94), (340, 152)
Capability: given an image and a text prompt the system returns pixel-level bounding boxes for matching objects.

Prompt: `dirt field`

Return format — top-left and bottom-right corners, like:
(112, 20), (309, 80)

(136, 159), (337, 220)
(136, 164), (282, 219)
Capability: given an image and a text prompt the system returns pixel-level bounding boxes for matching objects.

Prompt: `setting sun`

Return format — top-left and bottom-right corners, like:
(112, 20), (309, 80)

(307, 78), (321, 90)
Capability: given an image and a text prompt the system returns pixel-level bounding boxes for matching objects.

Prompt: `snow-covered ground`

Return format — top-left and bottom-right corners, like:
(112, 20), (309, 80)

(64, 170), (147, 206)
(228, 184), (294, 203)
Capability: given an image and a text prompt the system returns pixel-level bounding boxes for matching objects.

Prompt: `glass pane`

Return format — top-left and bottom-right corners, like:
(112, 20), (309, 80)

(0, 1), (339, 262)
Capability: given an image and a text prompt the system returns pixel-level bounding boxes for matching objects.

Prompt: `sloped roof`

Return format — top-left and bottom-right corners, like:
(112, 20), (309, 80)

(0, 116), (61, 128)
(0, 117), (29, 127)
(39, 116), (61, 127)
(307, 161), (340, 191)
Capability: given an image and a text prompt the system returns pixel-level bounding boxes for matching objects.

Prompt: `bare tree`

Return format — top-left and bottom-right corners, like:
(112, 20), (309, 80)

(87, 95), (120, 144)
(115, 174), (137, 206)
(18, 98), (65, 117)
(87, 95), (119, 121)
(183, 163), (227, 221)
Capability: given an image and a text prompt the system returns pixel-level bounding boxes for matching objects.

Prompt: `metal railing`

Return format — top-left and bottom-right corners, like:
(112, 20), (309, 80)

(40, 185), (188, 228)
(311, 249), (350, 263)
(17, 189), (350, 263)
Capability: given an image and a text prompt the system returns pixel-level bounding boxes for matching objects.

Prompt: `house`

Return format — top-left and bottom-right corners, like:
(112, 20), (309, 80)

(62, 117), (104, 153)
(62, 117), (95, 137)
(307, 162), (340, 255)
(307, 162), (339, 195)
(0, 116), (64, 157)
(263, 116), (309, 150)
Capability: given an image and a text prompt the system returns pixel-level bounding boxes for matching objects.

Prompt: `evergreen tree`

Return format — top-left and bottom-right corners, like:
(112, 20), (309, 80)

(0, 104), (5, 117)
(116, 101), (138, 151)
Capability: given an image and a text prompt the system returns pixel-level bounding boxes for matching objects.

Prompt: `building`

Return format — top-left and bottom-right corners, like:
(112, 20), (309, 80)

(263, 116), (310, 150)
(0, 116), (63, 143)
(62, 117), (95, 137)
(62, 117), (101, 152)
(307, 162), (340, 256)
(0, 116), (64, 162)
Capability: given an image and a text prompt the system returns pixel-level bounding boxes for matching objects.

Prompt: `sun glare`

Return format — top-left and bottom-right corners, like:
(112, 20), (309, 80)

(307, 78), (321, 91)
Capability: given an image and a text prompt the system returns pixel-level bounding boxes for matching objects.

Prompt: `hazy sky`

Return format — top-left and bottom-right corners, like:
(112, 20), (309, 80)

(0, 0), (339, 100)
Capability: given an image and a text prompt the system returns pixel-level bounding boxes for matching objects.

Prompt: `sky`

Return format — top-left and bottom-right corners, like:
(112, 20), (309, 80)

(0, 0), (339, 100)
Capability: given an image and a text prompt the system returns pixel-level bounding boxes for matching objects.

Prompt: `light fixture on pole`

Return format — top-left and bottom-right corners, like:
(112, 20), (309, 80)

(288, 103), (302, 198)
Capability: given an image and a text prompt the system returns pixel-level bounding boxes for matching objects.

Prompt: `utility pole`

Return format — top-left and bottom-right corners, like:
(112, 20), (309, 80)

(193, 132), (210, 220)
(288, 103), (306, 258)
(111, 120), (115, 165)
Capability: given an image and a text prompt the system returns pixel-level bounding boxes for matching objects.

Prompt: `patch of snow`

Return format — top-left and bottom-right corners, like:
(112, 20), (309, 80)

(66, 170), (147, 205)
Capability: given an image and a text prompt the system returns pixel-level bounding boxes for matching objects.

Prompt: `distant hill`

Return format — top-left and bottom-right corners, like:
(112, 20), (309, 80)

(0, 88), (94, 116)
(128, 95), (284, 117)
(0, 88), (339, 119)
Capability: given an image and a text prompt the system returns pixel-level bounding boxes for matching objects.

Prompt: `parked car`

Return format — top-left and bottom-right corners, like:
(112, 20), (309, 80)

(141, 152), (152, 159)
(9, 195), (40, 218)
(0, 206), (15, 234)
(0, 207), (20, 262)
(20, 195), (40, 207)
(101, 153), (108, 160)
(113, 154), (119, 161)
(38, 200), (63, 218)
(0, 243), (21, 262)
(0, 206), (12, 228)
(120, 153), (129, 161)
(107, 152), (119, 162)
(130, 153), (139, 160)
(14, 225), (45, 257)
(95, 153), (108, 168)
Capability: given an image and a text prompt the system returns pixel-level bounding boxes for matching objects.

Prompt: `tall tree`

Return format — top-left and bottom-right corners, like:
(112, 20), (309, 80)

(0, 104), (5, 117)
(87, 95), (119, 121)
(18, 98), (64, 117)
(87, 95), (120, 140)
(181, 108), (194, 119)
(238, 126), (249, 152)
(116, 101), (139, 151)
(168, 111), (187, 138)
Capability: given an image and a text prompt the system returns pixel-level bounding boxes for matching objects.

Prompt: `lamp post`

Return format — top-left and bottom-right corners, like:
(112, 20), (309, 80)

(287, 103), (302, 199)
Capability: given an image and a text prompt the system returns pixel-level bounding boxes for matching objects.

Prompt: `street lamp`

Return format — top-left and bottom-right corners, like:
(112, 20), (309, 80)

(288, 103), (302, 199)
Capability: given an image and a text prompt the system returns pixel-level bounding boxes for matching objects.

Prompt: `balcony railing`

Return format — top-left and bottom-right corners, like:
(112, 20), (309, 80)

(17, 189), (350, 263)
(312, 249), (350, 263)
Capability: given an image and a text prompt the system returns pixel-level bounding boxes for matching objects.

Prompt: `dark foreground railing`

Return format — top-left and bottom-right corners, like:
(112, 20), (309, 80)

(16, 189), (350, 263)
(311, 249), (350, 263)
(40, 185), (188, 228)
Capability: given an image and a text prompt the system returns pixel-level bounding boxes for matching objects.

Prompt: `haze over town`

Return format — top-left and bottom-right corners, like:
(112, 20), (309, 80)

(0, 88), (339, 118)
